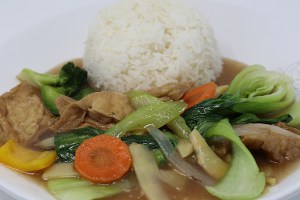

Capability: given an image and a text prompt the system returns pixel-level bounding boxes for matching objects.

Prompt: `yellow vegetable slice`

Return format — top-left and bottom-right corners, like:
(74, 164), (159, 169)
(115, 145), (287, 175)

(0, 140), (57, 172)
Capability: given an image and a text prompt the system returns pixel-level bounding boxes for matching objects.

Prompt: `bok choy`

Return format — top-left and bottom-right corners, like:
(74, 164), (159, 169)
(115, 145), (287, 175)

(47, 178), (122, 200)
(205, 119), (265, 200)
(226, 65), (295, 114)
(182, 93), (293, 135)
(54, 126), (177, 162)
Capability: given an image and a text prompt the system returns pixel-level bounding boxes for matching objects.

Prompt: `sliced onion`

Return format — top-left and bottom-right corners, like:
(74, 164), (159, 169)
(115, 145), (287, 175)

(129, 143), (170, 200)
(234, 123), (300, 139)
(35, 136), (55, 150)
(146, 125), (214, 186)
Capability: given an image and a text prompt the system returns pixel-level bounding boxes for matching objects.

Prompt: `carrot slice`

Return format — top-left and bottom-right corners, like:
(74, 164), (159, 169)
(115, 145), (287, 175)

(74, 134), (132, 184)
(183, 82), (217, 110)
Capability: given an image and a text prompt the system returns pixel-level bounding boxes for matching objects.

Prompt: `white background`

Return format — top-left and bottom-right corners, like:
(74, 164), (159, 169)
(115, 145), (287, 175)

(0, 0), (300, 200)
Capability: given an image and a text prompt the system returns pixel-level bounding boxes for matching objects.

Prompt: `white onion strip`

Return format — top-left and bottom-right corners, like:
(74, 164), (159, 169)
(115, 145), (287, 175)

(146, 125), (214, 186)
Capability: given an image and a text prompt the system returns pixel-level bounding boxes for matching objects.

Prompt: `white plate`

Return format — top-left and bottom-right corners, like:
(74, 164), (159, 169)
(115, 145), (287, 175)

(0, 0), (299, 200)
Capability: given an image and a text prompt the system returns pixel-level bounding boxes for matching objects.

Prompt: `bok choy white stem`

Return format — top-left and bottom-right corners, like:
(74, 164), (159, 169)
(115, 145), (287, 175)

(47, 178), (122, 200)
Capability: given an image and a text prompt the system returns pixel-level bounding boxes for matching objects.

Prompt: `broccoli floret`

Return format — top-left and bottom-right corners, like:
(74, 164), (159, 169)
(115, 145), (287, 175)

(41, 86), (64, 115)
(17, 69), (60, 88)
(17, 62), (88, 115)
(58, 62), (88, 96)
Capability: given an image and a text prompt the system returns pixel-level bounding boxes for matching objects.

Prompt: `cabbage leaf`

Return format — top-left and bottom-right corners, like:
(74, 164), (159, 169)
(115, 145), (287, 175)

(205, 119), (265, 200)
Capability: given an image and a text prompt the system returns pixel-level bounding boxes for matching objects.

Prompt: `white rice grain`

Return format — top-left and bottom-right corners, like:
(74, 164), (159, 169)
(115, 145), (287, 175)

(83, 0), (222, 92)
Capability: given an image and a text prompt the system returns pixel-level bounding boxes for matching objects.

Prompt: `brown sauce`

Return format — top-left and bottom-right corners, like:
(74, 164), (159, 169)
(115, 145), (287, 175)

(255, 153), (300, 183)
(7, 57), (300, 200)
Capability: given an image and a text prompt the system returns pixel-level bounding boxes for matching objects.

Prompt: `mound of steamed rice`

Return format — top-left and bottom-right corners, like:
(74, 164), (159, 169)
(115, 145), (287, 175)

(83, 0), (222, 92)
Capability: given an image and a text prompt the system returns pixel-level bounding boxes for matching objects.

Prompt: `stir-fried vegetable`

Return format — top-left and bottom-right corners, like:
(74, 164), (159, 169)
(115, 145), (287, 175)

(205, 119), (265, 200)
(183, 82), (217, 110)
(0, 140), (57, 172)
(106, 100), (186, 137)
(147, 126), (215, 186)
(268, 100), (300, 128)
(231, 113), (292, 125)
(17, 62), (88, 115)
(176, 138), (194, 158)
(47, 177), (122, 200)
(54, 126), (177, 163)
(182, 94), (239, 134)
(74, 134), (132, 183)
(189, 129), (228, 180)
(183, 93), (293, 135)
(72, 87), (96, 100)
(226, 65), (295, 114)
(152, 149), (167, 167)
(42, 162), (79, 180)
(127, 90), (191, 139)
(54, 127), (105, 162)
(7, 59), (300, 200)
(122, 131), (178, 149)
(129, 143), (170, 200)
(159, 169), (188, 189)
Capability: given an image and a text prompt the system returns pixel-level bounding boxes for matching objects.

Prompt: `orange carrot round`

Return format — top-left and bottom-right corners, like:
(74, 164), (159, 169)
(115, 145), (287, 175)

(74, 134), (132, 184)
(183, 82), (217, 110)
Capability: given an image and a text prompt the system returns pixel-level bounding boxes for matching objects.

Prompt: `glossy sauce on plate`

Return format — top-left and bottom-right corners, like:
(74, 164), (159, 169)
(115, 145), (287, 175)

(6, 58), (299, 200)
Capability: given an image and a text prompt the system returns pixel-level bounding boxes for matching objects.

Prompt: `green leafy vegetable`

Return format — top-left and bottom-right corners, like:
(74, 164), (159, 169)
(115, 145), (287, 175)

(231, 113), (292, 125)
(17, 62), (88, 115)
(183, 92), (293, 135)
(54, 127), (105, 162)
(54, 126), (177, 162)
(182, 94), (240, 134)
(122, 132), (178, 150)
(227, 65), (294, 114)
(205, 119), (265, 200)
(267, 100), (300, 128)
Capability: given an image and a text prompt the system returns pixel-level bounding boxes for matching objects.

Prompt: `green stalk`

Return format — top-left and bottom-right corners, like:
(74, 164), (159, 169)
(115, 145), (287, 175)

(106, 100), (186, 138)
(126, 90), (190, 139)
